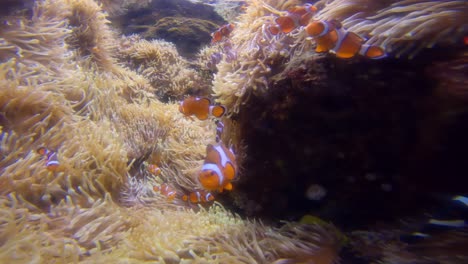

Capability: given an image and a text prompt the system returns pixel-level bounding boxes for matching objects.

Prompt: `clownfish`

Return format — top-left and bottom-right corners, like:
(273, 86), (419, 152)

(268, 3), (318, 35)
(153, 183), (177, 201)
(305, 19), (386, 59)
(400, 194), (468, 243)
(215, 120), (224, 143)
(211, 23), (234, 43)
(147, 164), (161, 176)
(182, 190), (215, 204)
(198, 142), (237, 192)
(179, 96), (226, 120)
(37, 147), (60, 171)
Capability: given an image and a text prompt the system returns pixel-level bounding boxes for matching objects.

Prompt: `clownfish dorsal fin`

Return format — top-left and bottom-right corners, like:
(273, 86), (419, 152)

(199, 97), (211, 105)
(224, 182), (233, 191)
(205, 144), (222, 165)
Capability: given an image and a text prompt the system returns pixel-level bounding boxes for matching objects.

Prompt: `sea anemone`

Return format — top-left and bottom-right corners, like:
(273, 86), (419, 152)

(117, 35), (208, 101)
(317, 0), (468, 58)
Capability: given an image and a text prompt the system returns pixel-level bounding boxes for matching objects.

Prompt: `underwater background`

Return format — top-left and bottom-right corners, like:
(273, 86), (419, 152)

(1, 0), (467, 263)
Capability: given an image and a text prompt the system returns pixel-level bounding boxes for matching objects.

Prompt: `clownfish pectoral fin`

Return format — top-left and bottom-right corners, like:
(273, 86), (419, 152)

(223, 162), (236, 180)
(209, 105), (226, 118)
(359, 44), (386, 59)
(224, 182), (233, 191)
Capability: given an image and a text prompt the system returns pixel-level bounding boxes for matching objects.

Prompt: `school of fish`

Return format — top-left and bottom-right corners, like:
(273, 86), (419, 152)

(152, 95), (236, 204)
(35, 2), (386, 206)
(211, 3), (386, 60)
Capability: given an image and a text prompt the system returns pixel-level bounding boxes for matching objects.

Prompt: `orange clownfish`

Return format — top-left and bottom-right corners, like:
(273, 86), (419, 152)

(182, 190), (215, 204)
(153, 183), (177, 201)
(305, 20), (386, 59)
(37, 147), (60, 171)
(211, 23), (234, 43)
(268, 3), (318, 35)
(198, 142), (237, 192)
(179, 96), (226, 120)
(147, 164), (161, 176)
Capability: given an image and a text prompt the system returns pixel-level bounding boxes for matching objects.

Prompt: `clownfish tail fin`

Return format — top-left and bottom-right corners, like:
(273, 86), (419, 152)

(209, 105), (226, 118)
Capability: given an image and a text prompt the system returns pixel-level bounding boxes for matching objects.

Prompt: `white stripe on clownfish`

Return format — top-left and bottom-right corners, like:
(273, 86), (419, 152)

(46, 152), (59, 166)
(315, 20), (330, 38)
(215, 120), (224, 143)
(213, 144), (229, 167)
(330, 27), (348, 54)
(205, 192), (213, 201)
(201, 162), (225, 185)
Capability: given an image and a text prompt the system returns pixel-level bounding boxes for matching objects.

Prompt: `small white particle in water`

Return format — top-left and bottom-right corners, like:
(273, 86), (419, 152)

(365, 173), (377, 181)
(305, 184), (327, 201)
(381, 183), (393, 192)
